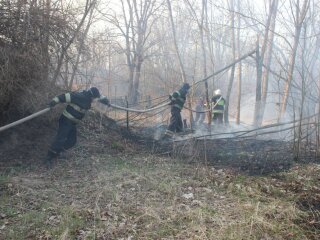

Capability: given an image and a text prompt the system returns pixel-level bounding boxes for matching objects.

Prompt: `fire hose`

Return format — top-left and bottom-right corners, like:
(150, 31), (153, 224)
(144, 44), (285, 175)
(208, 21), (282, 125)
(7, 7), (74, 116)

(183, 96), (222, 113)
(109, 101), (170, 113)
(0, 101), (171, 133)
(0, 95), (221, 133)
(0, 108), (51, 133)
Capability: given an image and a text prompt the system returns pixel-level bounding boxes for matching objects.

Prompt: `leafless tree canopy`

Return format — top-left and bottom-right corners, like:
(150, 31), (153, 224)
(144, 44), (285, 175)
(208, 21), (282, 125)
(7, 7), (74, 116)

(1, 0), (320, 128)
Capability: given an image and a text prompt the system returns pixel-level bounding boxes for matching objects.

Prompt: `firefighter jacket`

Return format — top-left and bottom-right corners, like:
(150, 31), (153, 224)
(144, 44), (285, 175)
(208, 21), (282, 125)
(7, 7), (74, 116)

(211, 95), (225, 113)
(52, 91), (108, 123)
(169, 89), (187, 110)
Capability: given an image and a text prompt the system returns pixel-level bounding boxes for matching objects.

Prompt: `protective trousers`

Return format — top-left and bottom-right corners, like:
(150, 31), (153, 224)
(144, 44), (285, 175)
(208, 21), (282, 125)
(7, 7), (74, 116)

(212, 113), (223, 124)
(47, 115), (77, 158)
(195, 111), (205, 124)
(168, 106), (183, 133)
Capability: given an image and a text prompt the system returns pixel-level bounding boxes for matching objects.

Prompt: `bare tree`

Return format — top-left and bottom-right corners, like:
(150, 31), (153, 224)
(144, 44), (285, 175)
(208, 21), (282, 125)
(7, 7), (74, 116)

(0, 0), (102, 119)
(167, 0), (194, 126)
(279, 0), (310, 120)
(183, 0), (211, 125)
(68, 1), (97, 90)
(104, 0), (162, 104)
(52, 0), (96, 84)
(235, 0), (241, 125)
(259, 0), (279, 125)
(224, 0), (236, 124)
(253, 0), (279, 126)
(166, 0), (187, 84)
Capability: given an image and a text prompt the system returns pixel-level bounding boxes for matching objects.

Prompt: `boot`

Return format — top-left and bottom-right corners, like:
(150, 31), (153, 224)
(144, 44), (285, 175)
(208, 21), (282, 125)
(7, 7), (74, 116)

(44, 150), (58, 169)
(44, 155), (54, 169)
(162, 130), (174, 141)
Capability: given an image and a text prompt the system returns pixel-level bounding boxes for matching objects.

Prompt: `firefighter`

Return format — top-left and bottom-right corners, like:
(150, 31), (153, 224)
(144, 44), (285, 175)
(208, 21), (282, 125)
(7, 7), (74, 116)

(195, 97), (205, 126)
(45, 87), (110, 168)
(211, 89), (225, 125)
(165, 83), (190, 137)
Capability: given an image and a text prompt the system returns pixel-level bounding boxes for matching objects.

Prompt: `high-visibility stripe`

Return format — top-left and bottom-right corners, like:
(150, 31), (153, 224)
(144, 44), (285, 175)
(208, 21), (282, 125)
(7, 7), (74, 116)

(217, 100), (225, 106)
(65, 93), (71, 103)
(171, 91), (180, 101)
(212, 97), (224, 114)
(62, 110), (79, 123)
(171, 91), (186, 109)
(212, 97), (225, 111)
(212, 109), (224, 113)
(53, 97), (60, 103)
(174, 104), (183, 109)
(69, 103), (86, 113)
(165, 130), (174, 136)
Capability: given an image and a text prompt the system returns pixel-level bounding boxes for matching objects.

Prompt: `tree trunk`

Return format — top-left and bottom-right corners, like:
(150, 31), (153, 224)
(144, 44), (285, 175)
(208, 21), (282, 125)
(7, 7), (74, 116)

(41, 0), (50, 82)
(125, 0), (156, 105)
(130, 55), (143, 104)
(259, 0), (279, 125)
(295, 24), (307, 160)
(224, 0), (236, 125)
(200, 0), (210, 127)
(235, 0), (241, 125)
(127, 27), (144, 104)
(279, 0), (309, 120)
(167, 0), (193, 126)
(254, 39), (263, 126)
(166, 0), (187, 83)
(52, 0), (94, 84)
(69, 3), (95, 90)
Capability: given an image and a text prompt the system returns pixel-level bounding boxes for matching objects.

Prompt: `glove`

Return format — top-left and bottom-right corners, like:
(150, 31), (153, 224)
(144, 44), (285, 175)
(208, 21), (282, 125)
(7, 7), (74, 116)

(99, 97), (110, 106)
(48, 100), (58, 108)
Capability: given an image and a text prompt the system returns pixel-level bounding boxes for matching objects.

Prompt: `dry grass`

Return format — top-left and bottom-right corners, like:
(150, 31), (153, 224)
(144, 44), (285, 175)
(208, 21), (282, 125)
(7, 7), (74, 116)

(0, 147), (319, 239)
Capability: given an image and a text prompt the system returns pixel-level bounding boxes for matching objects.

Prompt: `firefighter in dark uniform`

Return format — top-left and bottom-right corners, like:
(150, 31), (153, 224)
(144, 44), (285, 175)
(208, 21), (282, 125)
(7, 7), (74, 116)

(195, 97), (205, 126)
(45, 87), (110, 168)
(165, 83), (190, 136)
(211, 89), (225, 125)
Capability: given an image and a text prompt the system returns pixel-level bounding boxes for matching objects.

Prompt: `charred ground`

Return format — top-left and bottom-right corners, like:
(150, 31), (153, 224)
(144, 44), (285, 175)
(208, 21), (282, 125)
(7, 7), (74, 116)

(0, 113), (319, 239)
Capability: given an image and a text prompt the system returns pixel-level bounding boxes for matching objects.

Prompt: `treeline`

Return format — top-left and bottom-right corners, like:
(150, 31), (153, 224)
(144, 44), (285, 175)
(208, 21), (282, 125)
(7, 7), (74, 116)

(1, 0), (320, 129)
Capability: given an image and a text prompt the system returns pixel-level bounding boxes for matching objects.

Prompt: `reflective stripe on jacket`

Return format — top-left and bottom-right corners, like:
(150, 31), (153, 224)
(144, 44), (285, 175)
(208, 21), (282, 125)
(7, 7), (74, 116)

(54, 91), (92, 123)
(211, 95), (225, 113)
(170, 90), (186, 110)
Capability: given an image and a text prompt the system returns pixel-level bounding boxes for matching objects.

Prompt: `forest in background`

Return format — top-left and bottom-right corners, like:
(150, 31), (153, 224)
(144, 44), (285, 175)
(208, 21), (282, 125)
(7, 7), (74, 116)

(1, 1), (320, 239)
(1, 0), (319, 127)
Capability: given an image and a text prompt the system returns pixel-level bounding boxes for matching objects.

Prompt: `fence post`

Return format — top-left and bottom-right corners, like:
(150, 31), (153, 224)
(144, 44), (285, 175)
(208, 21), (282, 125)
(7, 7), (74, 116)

(125, 96), (129, 130)
(114, 86), (117, 119)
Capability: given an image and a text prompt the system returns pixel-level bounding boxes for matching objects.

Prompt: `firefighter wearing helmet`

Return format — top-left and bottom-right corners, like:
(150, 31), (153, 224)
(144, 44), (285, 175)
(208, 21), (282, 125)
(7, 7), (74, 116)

(211, 89), (225, 125)
(45, 87), (111, 168)
(165, 83), (190, 136)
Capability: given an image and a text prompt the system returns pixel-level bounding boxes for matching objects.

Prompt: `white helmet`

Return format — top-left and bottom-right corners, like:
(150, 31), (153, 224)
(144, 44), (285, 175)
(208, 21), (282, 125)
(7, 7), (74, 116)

(214, 89), (221, 95)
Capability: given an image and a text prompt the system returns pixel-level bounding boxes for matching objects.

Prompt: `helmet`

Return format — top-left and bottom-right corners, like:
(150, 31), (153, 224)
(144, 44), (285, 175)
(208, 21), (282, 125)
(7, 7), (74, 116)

(89, 87), (100, 98)
(181, 83), (190, 91)
(214, 89), (221, 95)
